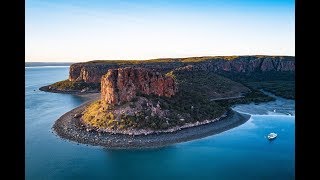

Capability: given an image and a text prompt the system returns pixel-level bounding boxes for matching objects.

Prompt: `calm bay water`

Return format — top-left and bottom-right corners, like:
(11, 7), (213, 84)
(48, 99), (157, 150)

(26, 66), (295, 180)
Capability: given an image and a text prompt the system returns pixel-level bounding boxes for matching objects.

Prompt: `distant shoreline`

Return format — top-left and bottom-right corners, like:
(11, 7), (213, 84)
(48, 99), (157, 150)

(52, 93), (251, 149)
(25, 66), (70, 68)
(25, 62), (73, 67)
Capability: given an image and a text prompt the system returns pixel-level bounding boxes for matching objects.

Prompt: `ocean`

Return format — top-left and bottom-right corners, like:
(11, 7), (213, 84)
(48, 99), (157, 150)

(26, 66), (295, 180)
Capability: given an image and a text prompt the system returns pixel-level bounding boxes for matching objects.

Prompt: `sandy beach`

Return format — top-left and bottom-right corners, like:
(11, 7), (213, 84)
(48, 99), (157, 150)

(52, 93), (251, 149)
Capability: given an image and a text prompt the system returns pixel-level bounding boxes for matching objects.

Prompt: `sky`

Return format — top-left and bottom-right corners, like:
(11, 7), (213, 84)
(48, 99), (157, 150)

(26, 0), (295, 62)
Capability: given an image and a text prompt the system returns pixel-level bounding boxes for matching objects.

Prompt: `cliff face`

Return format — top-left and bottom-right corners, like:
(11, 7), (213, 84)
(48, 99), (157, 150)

(212, 56), (295, 72)
(69, 64), (119, 82)
(101, 67), (177, 105)
(176, 57), (295, 73)
(69, 56), (295, 83)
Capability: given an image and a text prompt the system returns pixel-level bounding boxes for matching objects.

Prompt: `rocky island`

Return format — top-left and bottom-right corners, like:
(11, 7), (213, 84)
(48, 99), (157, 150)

(44, 56), (295, 148)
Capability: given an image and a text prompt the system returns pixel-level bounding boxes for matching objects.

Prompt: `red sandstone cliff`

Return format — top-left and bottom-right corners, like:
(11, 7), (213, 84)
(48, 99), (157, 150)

(101, 67), (177, 105)
(69, 56), (295, 83)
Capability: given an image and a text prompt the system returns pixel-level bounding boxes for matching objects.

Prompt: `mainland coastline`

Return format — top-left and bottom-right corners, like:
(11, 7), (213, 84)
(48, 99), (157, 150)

(52, 93), (251, 149)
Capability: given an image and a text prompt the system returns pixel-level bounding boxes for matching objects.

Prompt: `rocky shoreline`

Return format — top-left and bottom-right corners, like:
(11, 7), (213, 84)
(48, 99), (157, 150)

(52, 94), (251, 149)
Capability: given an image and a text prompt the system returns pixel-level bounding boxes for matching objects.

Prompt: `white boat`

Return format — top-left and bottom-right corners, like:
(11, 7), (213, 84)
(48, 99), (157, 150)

(267, 133), (277, 140)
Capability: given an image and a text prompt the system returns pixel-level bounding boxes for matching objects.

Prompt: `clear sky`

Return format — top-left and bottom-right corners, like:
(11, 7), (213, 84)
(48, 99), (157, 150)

(26, 0), (295, 62)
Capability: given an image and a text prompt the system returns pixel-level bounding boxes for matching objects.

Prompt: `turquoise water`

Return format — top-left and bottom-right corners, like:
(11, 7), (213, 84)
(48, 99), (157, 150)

(26, 66), (295, 180)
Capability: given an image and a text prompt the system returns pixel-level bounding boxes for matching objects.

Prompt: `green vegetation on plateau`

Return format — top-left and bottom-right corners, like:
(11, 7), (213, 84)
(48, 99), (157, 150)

(85, 56), (234, 64)
(219, 71), (295, 99)
(246, 81), (294, 99)
(86, 55), (292, 64)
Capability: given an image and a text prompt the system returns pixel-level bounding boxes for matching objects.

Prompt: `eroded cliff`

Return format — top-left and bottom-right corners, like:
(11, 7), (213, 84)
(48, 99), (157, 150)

(101, 67), (177, 105)
(69, 56), (295, 83)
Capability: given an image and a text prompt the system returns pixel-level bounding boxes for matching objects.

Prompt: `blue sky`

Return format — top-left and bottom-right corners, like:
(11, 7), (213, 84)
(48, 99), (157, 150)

(26, 0), (295, 62)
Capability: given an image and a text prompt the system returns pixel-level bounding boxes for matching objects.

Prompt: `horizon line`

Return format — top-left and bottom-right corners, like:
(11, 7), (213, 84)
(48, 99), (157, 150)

(25, 54), (295, 62)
